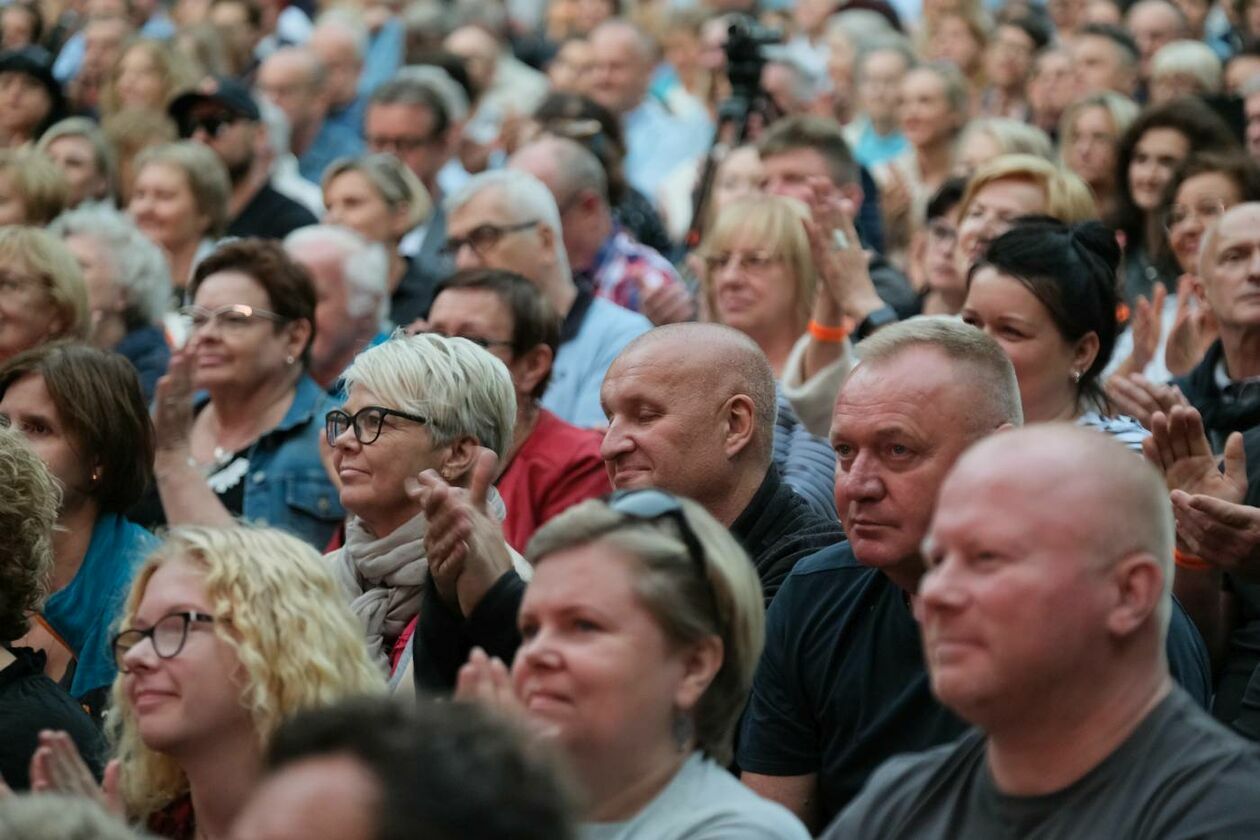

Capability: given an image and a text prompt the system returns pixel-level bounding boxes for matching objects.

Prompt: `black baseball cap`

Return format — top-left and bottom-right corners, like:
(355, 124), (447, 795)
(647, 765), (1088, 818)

(168, 75), (261, 126)
(0, 46), (65, 121)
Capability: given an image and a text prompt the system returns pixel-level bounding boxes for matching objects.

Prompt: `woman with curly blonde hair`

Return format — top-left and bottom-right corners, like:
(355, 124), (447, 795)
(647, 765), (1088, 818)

(28, 525), (384, 838)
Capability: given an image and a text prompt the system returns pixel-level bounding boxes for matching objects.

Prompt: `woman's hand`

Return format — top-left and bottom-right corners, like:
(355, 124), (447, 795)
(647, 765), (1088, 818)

(1165, 275), (1208, 377)
(153, 346), (197, 456)
(28, 731), (123, 816)
(1128, 284), (1167, 373)
(1104, 373), (1188, 430)
(455, 646), (522, 714)
(1143, 406), (1247, 503)
(804, 178), (883, 325)
(639, 277), (695, 326)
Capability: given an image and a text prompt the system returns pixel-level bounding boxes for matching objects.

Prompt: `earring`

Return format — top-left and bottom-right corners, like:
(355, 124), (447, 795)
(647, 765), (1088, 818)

(1070, 370), (1082, 383)
(91, 469), (100, 483)
(286, 355), (296, 365)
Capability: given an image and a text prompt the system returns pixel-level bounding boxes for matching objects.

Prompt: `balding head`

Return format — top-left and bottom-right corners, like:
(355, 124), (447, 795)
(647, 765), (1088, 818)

(510, 136), (608, 206)
(588, 21), (655, 114)
(920, 425), (1173, 728)
(256, 47), (327, 139)
(1198, 202), (1260, 331)
(1125, 0), (1188, 77)
(600, 324), (777, 524)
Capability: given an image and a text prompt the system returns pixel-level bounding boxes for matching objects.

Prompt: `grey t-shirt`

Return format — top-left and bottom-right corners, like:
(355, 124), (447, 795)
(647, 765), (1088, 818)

(824, 687), (1260, 840)
(582, 752), (810, 840)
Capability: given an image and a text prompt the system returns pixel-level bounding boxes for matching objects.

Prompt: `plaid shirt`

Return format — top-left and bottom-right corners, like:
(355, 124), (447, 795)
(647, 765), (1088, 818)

(582, 227), (682, 314)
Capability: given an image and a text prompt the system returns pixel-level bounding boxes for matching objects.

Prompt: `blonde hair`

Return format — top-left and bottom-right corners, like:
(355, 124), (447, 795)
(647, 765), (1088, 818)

(957, 118), (1054, 163)
(0, 227), (89, 342)
(100, 38), (200, 117)
(1150, 39), (1223, 93)
(1058, 92), (1140, 163)
(700, 195), (816, 331)
(0, 425), (59, 643)
(108, 526), (385, 821)
(958, 153), (1098, 224)
(133, 142), (231, 238)
(323, 154), (432, 233)
(526, 496), (765, 765)
(0, 149), (69, 225)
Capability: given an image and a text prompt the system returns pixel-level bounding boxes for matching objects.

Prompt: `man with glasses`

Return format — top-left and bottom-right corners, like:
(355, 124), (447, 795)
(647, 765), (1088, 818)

(443, 169), (650, 428)
(170, 75), (317, 241)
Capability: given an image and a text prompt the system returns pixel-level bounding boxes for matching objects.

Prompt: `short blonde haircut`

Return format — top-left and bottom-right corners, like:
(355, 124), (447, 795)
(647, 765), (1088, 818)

(700, 195), (816, 330)
(133, 141), (231, 238)
(341, 332), (517, 464)
(37, 117), (118, 203)
(1058, 92), (1140, 162)
(958, 153), (1098, 224)
(0, 149), (70, 225)
(1150, 40), (1223, 94)
(0, 227), (89, 342)
(526, 496), (765, 765)
(957, 118), (1054, 163)
(323, 154), (432, 233)
(109, 526), (385, 821)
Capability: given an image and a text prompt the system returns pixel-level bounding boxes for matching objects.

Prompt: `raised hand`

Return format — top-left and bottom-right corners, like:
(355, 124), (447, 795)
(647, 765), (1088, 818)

(640, 277), (695, 326)
(28, 731), (123, 816)
(1128, 284), (1167, 373)
(1143, 406), (1246, 503)
(152, 345), (197, 454)
(1105, 373), (1189, 430)
(1170, 491), (1260, 581)
(1165, 275), (1209, 377)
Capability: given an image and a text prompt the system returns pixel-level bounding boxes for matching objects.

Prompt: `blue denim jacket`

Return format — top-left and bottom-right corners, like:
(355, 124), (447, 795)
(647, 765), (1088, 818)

(198, 375), (345, 548)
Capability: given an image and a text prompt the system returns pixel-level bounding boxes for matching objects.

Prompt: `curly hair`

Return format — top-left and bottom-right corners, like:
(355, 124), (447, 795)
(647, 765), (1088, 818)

(108, 525), (385, 821)
(0, 424), (59, 643)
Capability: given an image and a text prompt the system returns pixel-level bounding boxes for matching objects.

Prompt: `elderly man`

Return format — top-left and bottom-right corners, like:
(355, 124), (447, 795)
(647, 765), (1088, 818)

(256, 47), (364, 184)
(309, 14), (368, 140)
(444, 169), (650, 428)
(509, 135), (690, 325)
(738, 318), (1212, 831)
(1125, 0), (1189, 84)
(283, 225), (389, 390)
(1071, 23), (1141, 97)
(825, 426), (1260, 836)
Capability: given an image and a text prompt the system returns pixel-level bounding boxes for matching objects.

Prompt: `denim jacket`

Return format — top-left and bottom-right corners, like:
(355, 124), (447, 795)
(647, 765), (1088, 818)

(198, 375), (345, 548)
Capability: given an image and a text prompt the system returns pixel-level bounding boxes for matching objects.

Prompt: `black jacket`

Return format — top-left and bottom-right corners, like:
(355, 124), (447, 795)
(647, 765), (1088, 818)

(1173, 340), (1260, 453)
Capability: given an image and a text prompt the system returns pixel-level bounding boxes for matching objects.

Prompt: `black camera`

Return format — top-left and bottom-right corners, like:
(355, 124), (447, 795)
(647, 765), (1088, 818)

(723, 16), (781, 104)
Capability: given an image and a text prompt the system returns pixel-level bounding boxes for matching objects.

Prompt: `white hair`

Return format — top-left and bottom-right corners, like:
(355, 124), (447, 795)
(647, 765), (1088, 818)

(1151, 40), (1222, 93)
(341, 333), (517, 462)
(313, 9), (369, 60)
(284, 225), (390, 329)
(445, 169), (571, 278)
(48, 206), (172, 325)
(393, 65), (471, 122)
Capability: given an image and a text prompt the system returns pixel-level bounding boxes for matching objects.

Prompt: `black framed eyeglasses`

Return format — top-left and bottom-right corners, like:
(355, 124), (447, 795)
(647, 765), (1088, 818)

(439, 220), (539, 258)
(326, 405), (429, 446)
(112, 611), (217, 672)
(607, 489), (714, 589)
(414, 329), (515, 353)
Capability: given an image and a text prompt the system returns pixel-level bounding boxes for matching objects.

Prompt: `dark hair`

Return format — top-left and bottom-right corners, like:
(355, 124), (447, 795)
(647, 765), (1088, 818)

(266, 697), (577, 840)
(532, 92), (629, 205)
(970, 218), (1121, 411)
(0, 342), (155, 514)
(368, 77), (451, 139)
(1109, 97), (1239, 251)
(926, 175), (968, 221)
(1160, 151), (1260, 216)
(435, 268), (561, 400)
(189, 238), (317, 366)
(758, 115), (858, 187)
(2, 2), (43, 46)
(1076, 23), (1141, 65)
(1000, 13), (1050, 52)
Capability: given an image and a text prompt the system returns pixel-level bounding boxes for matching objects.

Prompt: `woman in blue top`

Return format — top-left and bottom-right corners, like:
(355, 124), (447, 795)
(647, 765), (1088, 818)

(0, 342), (158, 717)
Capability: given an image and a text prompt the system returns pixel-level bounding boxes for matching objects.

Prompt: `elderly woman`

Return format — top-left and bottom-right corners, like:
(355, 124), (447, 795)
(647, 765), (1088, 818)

(128, 140), (230, 296)
(28, 526), (385, 838)
(146, 238), (344, 549)
(37, 117), (117, 208)
(0, 343), (156, 716)
(325, 332), (518, 679)
(100, 38), (198, 117)
(1149, 40), (1222, 105)
(0, 148), (69, 225)
(457, 492), (810, 837)
(0, 425), (106, 790)
(0, 226), (89, 366)
(49, 206), (172, 401)
(1059, 92), (1139, 218)
(953, 117), (1054, 176)
(323, 154), (433, 327)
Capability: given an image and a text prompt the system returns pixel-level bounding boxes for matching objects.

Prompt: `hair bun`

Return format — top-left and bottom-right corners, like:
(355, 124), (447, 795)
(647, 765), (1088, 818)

(1068, 220), (1121, 276)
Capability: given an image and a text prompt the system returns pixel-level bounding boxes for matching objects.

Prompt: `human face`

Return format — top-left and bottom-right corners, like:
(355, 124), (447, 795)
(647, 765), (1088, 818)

(82, 18), (129, 79)
(189, 270), (299, 392)
(548, 39), (594, 93)
(0, 71), (50, 139)
(292, 243), (370, 378)
(0, 7), (34, 49)
(830, 348), (988, 580)
(1071, 35), (1132, 96)
(923, 211), (962, 300)
(954, 178), (1046, 274)
(0, 264), (66, 364)
(711, 147), (765, 215)
(1171, 0), (1209, 35)
(1167, 172), (1240, 275)
(128, 162), (209, 252)
(512, 542), (706, 762)
(64, 233), (121, 344)
(705, 230), (799, 336)
(427, 288), (518, 371)
(600, 341), (731, 502)
(963, 266), (1094, 424)
(857, 49), (908, 127)
(931, 15), (982, 74)
(114, 45), (166, 111)
(230, 754), (379, 840)
(1128, 127), (1190, 213)
(1246, 92), (1260, 161)
(587, 28), (649, 115)
(45, 135), (107, 207)
(446, 188), (553, 281)
(574, 0), (615, 34)
(1027, 49), (1076, 121)
(0, 373), (92, 510)
(1065, 105), (1118, 188)
(899, 69), (957, 150)
(256, 54), (319, 134)
(985, 24), (1035, 90)
(308, 29), (362, 110)
(324, 171), (403, 247)
(119, 560), (253, 756)
(1202, 205), (1260, 329)
(1126, 3), (1183, 78)
(1226, 55), (1260, 95)
(954, 130), (1003, 177)
(762, 147), (833, 204)
(365, 103), (446, 186)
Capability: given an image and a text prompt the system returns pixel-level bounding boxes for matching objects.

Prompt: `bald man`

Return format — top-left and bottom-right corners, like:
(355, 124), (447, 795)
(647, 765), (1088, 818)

(600, 323), (843, 604)
(826, 426), (1260, 837)
(1125, 0), (1188, 82)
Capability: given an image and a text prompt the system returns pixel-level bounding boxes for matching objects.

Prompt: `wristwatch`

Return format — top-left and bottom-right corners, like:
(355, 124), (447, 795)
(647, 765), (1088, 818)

(854, 305), (898, 341)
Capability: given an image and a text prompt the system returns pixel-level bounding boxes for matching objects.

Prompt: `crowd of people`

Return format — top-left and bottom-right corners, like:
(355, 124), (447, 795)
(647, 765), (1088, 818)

(3, 0), (1260, 835)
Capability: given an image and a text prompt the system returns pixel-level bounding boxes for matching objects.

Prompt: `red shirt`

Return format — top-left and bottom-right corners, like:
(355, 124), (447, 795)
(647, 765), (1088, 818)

(497, 409), (611, 553)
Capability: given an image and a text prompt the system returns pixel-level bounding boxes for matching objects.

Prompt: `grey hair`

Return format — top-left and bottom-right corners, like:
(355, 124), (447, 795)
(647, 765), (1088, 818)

(525, 495), (765, 765)
(0, 793), (146, 840)
(1151, 40), (1223, 93)
(284, 225), (390, 329)
(37, 116), (117, 203)
(257, 92), (292, 164)
(856, 316), (1025, 429)
(313, 9), (369, 60)
(517, 134), (608, 204)
(341, 332), (517, 462)
(854, 33), (919, 82)
(958, 117), (1055, 162)
(48, 205), (173, 326)
(389, 65), (469, 122)
(828, 9), (896, 42)
(133, 142), (231, 237)
(445, 169), (570, 277)
(913, 61), (972, 118)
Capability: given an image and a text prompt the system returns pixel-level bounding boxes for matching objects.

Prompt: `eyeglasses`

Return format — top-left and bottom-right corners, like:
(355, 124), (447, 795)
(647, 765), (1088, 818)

(112, 611), (217, 672)
(179, 304), (288, 333)
(414, 329), (515, 352)
(177, 112), (240, 139)
(326, 405), (429, 446)
(606, 489), (716, 606)
(703, 251), (782, 273)
(367, 133), (440, 154)
(440, 221), (539, 258)
(1164, 199), (1227, 232)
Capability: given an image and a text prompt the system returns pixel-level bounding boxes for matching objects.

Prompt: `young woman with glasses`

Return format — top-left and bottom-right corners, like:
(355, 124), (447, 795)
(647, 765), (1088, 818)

(27, 525), (383, 839)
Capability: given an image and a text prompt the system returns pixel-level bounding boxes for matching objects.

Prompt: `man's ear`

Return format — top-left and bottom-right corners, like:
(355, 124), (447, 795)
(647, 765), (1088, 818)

(510, 343), (553, 398)
(722, 393), (757, 459)
(1105, 551), (1165, 639)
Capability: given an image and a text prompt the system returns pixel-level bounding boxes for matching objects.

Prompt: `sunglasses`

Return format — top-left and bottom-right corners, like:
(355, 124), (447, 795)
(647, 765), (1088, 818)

(178, 112), (240, 139)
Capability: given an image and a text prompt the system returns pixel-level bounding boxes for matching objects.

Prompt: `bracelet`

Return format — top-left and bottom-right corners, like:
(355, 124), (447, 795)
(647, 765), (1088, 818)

(808, 319), (853, 343)
(1174, 548), (1213, 571)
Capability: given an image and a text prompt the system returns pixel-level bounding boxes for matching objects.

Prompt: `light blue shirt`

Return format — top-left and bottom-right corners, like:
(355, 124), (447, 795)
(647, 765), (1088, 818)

(622, 97), (712, 199)
(849, 117), (910, 169)
(543, 295), (650, 428)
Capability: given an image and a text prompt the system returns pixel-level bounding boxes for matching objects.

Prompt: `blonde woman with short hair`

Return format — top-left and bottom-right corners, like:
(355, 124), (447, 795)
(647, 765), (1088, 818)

(0, 226), (89, 364)
(1058, 92), (1140, 218)
(0, 148), (70, 225)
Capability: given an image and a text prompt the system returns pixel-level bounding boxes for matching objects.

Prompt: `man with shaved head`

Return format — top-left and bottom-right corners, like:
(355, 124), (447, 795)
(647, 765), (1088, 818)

(826, 426), (1260, 837)
(600, 322), (842, 603)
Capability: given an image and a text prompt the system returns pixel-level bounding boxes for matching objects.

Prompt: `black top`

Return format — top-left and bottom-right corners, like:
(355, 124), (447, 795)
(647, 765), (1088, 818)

(390, 256), (439, 329)
(1173, 340), (1260, 453)
(1216, 427), (1260, 737)
(0, 646), (106, 790)
(414, 569), (526, 694)
(225, 183), (318, 241)
(825, 687), (1260, 839)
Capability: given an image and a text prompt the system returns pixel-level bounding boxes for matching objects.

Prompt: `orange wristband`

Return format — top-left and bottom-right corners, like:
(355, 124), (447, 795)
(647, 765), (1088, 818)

(1174, 548), (1213, 571)
(808, 319), (853, 343)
